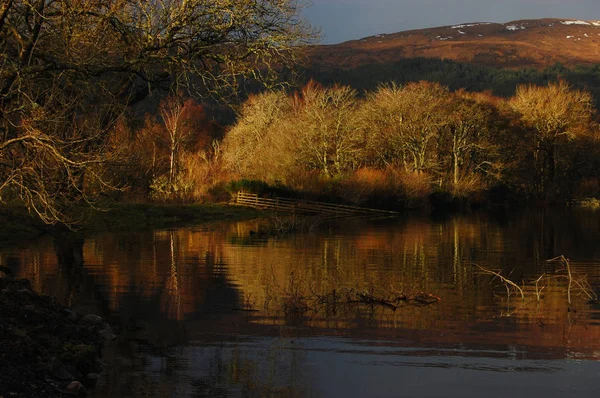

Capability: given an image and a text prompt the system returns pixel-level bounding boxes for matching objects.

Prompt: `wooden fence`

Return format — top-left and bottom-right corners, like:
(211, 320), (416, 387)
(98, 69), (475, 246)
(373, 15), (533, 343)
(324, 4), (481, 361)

(235, 191), (399, 216)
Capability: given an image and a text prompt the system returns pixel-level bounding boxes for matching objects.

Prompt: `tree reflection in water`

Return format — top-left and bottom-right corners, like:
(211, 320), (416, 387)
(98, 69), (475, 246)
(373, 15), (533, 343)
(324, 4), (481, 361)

(2, 208), (600, 396)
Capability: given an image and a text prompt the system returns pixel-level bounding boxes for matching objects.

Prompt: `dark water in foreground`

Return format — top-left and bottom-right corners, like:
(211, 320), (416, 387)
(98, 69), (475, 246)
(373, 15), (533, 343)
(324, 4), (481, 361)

(2, 208), (600, 397)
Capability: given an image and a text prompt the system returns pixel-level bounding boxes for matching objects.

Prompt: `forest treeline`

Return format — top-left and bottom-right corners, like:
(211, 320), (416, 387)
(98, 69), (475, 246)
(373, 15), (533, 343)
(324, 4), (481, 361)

(303, 59), (600, 101)
(107, 80), (600, 210)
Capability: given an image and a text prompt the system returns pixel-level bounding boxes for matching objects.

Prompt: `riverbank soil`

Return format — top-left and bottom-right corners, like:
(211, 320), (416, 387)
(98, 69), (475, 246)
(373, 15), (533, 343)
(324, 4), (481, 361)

(0, 271), (112, 397)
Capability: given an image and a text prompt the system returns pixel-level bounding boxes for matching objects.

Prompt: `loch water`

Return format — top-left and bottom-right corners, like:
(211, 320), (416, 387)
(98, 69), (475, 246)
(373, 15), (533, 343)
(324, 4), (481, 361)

(2, 208), (600, 397)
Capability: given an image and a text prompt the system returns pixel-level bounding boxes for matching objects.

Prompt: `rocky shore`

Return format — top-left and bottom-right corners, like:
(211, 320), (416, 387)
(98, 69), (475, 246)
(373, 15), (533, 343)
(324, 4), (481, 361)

(0, 268), (114, 397)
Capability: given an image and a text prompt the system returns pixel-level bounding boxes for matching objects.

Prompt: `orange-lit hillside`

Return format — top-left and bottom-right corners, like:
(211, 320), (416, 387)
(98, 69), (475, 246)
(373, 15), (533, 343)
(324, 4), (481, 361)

(309, 19), (600, 69)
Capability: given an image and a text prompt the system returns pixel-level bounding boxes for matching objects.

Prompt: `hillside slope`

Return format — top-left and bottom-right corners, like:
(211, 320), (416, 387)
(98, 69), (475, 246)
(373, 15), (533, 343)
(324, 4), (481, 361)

(309, 19), (600, 69)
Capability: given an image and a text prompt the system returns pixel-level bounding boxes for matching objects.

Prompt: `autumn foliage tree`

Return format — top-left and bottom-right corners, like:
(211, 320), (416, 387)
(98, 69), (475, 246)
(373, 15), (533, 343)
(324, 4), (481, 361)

(361, 81), (451, 174)
(107, 96), (222, 201)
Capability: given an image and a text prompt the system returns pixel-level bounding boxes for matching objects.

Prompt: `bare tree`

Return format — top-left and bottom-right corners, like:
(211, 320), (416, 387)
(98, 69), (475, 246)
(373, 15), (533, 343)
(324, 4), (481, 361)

(0, 0), (317, 225)
(222, 90), (296, 181)
(295, 82), (363, 176)
(442, 90), (499, 193)
(361, 82), (408, 167)
(159, 96), (188, 190)
(362, 81), (450, 174)
(510, 81), (594, 197)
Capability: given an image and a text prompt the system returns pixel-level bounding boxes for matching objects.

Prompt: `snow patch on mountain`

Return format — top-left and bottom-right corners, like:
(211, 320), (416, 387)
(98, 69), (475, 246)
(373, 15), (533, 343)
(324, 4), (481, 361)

(450, 23), (491, 29)
(561, 20), (590, 25)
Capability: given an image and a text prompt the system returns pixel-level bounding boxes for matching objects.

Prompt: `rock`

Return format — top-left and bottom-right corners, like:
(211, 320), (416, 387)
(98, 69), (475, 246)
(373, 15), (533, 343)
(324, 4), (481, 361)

(1, 277), (112, 397)
(50, 358), (75, 381)
(53, 365), (75, 381)
(81, 314), (103, 326)
(98, 325), (116, 342)
(84, 373), (100, 388)
(66, 309), (79, 321)
(65, 365), (83, 381)
(66, 381), (88, 396)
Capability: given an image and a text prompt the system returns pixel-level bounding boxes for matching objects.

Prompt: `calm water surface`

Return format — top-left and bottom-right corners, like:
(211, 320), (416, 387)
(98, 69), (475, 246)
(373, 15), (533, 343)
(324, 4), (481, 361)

(2, 208), (600, 397)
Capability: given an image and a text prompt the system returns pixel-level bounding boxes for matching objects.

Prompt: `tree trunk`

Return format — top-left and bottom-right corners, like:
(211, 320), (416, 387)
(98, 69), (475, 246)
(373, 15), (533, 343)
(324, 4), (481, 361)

(169, 142), (176, 190)
(453, 152), (459, 191)
(546, 143), (556, 199)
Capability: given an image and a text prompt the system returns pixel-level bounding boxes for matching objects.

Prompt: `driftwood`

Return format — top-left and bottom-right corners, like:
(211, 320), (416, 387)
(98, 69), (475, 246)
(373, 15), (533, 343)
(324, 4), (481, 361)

(354, 291), (441, 310)
(263, 267), (441, 319)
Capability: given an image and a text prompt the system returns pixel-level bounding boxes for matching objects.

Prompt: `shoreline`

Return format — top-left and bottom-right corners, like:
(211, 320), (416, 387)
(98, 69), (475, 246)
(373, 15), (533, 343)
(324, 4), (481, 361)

(2, 198), (598, 247)
(0, 202), (269, 246)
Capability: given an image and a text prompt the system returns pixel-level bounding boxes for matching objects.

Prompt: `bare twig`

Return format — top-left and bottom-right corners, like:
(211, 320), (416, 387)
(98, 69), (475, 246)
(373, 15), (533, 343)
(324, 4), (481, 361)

(547, 255), (598, 303)
(474, 263), (525, 301)
(475, 256), (597, 317)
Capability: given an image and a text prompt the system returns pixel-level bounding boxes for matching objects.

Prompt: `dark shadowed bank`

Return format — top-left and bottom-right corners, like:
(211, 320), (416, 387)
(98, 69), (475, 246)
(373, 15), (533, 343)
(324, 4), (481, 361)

(0, 272), (114, 397)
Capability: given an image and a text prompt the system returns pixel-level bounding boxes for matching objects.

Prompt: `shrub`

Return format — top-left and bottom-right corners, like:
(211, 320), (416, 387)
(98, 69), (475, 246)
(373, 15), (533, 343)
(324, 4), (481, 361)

(337, 168), (402, 209)
(395, 169), (433, 208)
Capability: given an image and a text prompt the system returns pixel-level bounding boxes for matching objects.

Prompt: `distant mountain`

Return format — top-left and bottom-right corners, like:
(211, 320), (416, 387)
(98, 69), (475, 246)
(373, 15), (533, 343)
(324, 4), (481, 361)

(309, 19), (600, 69)
(301, 19), (600, 98)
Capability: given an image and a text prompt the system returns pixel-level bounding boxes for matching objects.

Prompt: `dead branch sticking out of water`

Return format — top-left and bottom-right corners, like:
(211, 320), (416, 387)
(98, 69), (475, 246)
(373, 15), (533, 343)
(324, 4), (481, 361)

(474, 264), (525, 301)
(546, 255), (598, 306)
(474, 256), (597, 314)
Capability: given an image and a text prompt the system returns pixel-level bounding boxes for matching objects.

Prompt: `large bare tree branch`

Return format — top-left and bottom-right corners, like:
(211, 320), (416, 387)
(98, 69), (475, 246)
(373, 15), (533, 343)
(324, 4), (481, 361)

(0, 0), (317, 225)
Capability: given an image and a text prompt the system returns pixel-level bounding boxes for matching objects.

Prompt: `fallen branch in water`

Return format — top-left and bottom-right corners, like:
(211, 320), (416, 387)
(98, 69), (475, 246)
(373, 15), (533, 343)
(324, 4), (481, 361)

(352, 291), (441, 309)
(263, 271), (441, 320)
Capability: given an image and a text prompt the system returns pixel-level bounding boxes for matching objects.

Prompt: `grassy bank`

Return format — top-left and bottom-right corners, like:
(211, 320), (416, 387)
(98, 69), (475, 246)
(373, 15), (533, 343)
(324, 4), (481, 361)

(83, 202), (268, 232)
(0, 202), (270, 245)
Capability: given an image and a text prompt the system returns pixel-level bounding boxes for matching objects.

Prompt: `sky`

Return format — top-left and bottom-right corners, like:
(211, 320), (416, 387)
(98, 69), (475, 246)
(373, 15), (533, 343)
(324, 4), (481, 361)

(304, 0), (600, 44)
